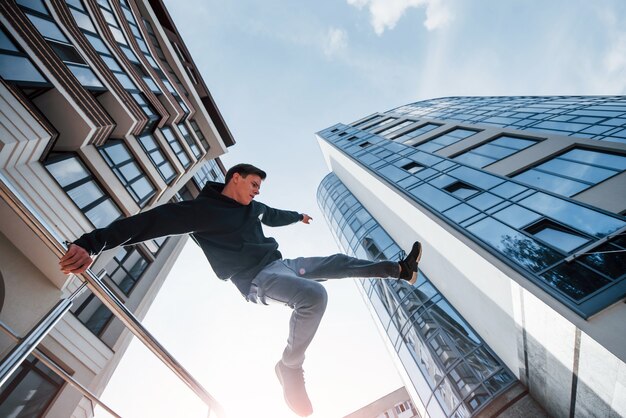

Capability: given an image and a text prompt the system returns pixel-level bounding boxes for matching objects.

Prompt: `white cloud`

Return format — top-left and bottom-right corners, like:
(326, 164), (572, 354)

(347, 0), (453, 35)
(324, 27), (348, 56)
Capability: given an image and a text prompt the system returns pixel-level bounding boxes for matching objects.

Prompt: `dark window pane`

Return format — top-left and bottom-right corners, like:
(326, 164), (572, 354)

(484, 370), (514, 395)
(0, 360), (62, 418)
(402, 162), (424, 174)
(444, 182), (479, 199)
(49, 40), (85, 64)
(541, 263), (611, 300)
(83, 301), (114, 334)
(579, 244), (626, 280)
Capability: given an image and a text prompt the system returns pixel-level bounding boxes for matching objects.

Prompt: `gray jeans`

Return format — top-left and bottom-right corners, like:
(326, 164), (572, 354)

(247, 254), (399, 368)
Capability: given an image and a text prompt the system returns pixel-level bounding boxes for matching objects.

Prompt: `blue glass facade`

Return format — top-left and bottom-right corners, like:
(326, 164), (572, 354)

(389, 96), (626, 144)
(318, 174), (515, 417)
(317, 96), (626, 318)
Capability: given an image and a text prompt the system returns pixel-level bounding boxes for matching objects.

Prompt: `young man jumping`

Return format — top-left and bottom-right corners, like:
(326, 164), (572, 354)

(59, 163), (422, 417)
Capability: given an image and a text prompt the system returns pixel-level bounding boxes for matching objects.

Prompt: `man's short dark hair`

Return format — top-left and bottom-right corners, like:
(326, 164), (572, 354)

(224, 163), (267, 184)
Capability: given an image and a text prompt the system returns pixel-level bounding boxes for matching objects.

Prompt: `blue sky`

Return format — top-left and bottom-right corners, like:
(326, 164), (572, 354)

(96, 1), (626, 417)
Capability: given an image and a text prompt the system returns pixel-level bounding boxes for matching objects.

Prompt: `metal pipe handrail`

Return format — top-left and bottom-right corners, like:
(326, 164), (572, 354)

(0, 171), (223, 416)
(0, 319), (122, 418)
(0, 282), (87, 387)
(77, 259), (223, 415)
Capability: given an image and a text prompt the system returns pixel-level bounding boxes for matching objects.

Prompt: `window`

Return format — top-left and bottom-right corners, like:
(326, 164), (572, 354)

(178, 123), (201, 158)
(512, 148), (626, 197)
(363, 117), (396, 131)
(359, 141), (373, 148)
(525, 220), (590, 253)
(454, 135), (538, 168)
(71, 246), (149, 336)
(190, 119), (210, 151)
(45, 154), (122, 228)
(105, 246), (150, 295)
(18, 4), (105, 91)
(176, 184), (194, 201)
(444, 181), (480, 199)
(137, 133), (176, 183)
(71, 292), (113, 336)
(416, 128), (479, 152)
(402, 162), (424, 174)
(0, 355), (64, 418)
(66, 0), (159, 122)
(161, 127), (191, 168)
(194, 160), (224, 189)
(99, 140), (156, 206)
(150, 236), (168, 254)
(376, 120), (415, 137)
(393, 123), (441, 143)
(0, 26), (49, 86)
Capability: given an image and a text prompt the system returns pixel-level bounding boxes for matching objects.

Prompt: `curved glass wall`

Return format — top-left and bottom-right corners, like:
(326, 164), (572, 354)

(317, 122), (625, 318)
(387, 96), (626, 144)
(318, 173), (516, 418)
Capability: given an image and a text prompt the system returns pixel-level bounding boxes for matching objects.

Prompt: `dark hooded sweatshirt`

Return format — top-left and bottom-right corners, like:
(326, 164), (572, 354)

(73, 182), (302, 295)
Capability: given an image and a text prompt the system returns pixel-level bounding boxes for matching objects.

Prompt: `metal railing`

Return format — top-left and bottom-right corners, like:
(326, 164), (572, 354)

(0, 171), (223, 417)
(0, 317), (122, 418)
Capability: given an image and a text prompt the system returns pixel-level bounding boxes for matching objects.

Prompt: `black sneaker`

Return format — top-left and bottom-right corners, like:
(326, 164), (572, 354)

(398, 241), (422, 285)
(275, 361), (313, 417)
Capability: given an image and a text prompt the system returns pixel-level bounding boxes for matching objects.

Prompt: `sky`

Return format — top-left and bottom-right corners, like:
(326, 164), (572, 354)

(95, 0), (626, 417)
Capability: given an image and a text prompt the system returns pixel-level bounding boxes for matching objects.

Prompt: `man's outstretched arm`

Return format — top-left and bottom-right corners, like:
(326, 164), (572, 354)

(60, 199), (212, 275)
(258, 202), (312, 227)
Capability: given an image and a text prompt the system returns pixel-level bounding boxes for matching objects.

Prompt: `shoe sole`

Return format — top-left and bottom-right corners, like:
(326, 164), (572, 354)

(275, 362), (312, 417)
(408, 242), (422, 286)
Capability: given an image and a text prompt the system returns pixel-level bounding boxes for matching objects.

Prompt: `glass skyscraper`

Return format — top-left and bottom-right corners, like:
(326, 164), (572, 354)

(317, 96), (625, 418)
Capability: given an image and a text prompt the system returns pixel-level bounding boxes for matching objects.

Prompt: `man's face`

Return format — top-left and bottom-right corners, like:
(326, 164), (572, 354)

(230, 173), (262, 205)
